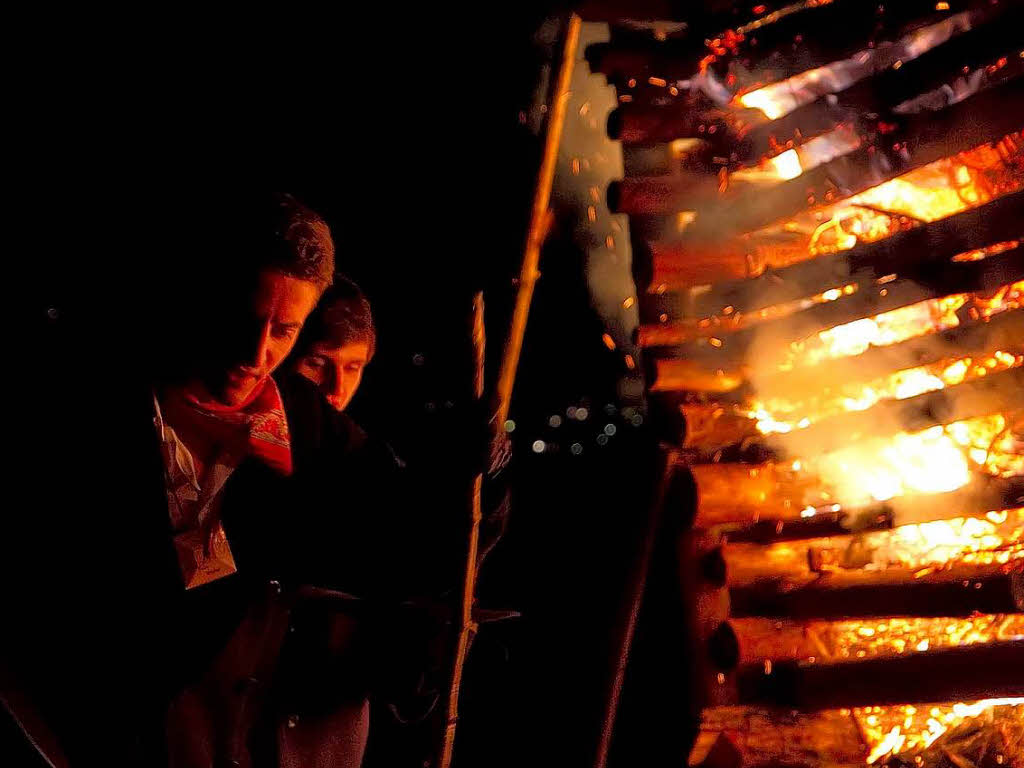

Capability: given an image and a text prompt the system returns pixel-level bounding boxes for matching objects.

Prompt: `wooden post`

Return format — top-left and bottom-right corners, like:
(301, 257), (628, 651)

(439, 15), (581, 767)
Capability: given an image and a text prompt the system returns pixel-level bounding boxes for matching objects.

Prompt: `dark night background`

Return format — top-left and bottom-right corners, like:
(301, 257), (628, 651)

(14, 7), (683, 766)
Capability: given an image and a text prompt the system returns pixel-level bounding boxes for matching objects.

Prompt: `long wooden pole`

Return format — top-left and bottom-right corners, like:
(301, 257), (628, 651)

(439, 292), (486, 768)
(494, 13), (581, 429)
(439, 15), (581, 767)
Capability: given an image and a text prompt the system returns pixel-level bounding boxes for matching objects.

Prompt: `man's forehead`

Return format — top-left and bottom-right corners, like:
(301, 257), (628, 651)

(314, 341), (370, 360)
(250, 271), (320, 314)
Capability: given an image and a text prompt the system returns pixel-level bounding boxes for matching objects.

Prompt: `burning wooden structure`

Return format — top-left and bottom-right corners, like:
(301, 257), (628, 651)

(585, 2), (1024, 765)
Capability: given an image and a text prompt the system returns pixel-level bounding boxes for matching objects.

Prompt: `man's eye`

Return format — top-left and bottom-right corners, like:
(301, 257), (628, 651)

(306, 356), (327, 369)
(345, 363), (363, 373)
(272, 325), (297, 340)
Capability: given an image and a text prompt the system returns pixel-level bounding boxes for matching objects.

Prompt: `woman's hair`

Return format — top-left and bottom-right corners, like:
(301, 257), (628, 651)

(295, 274), (376, 358)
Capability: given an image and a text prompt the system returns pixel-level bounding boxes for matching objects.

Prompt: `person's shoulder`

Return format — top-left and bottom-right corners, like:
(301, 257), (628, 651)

(274, 371), (401, 468)
(337, 411), (405, 471)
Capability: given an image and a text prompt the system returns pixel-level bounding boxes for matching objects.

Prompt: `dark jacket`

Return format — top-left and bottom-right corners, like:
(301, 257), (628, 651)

(4, 371), (408, 767)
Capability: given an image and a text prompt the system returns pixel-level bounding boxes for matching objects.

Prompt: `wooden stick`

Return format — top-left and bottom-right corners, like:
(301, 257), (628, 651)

(594, 449), (687, 768)
(440, 15), (581, 768)
(494, 14), (582, 429)
(439, 293), (485, 768)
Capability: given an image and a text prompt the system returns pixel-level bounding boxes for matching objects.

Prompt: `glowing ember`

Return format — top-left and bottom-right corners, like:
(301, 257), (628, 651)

(872, 509), (1024, 569)
(951, 239), (1019, 263)
(824, 616), (1024, 661)
(857, 700), (1024, 763)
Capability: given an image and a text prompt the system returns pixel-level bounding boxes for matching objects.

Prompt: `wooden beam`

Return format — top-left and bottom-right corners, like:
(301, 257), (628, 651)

(649, 308), (1024, 394)
(684, 190), (1024, 320)
(640, 245), (1024, 357)
(731, 639), (1024, 708)
(746, 4), (1024, 157)
(613, 79), (1024, 238)
(729, 563), (1024, 620)
(694, 706), (868, 767)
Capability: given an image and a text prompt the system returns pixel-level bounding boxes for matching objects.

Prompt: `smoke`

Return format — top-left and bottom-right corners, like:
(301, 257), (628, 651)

(740, 278), (1023, 508)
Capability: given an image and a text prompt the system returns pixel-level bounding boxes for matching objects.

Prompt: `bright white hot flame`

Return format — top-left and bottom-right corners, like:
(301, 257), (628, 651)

(769, 149), (803, 180)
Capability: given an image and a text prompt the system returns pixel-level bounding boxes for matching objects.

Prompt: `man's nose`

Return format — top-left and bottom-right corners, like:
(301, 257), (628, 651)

(326, 373), (347, 410)
(241, 322), (272, 370)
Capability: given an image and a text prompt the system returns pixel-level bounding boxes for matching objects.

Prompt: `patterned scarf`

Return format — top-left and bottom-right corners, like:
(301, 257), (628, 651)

(180, 376), (293, 476)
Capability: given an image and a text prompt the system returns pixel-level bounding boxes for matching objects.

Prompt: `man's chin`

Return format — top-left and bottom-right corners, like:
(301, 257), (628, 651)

(211, 375), (260, 407)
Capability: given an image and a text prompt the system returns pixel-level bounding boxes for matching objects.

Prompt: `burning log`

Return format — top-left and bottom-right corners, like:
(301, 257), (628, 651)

(728, 639), (1024, 709)
(607, 100), (753, 147)
(691, 470), (1024, 535)
(648, 307), (1024, 393)
(609, 173), (720, 217)
(647, 239), (761, 288)
(612, 78), (1024, 237)
(642, 255), (1022, 352)
(765, 366), (1024, 457)
(686, 190), (1024, 320)
(730, 615), (1024, 664)
(679, 403), (763, 453)
(748, 308), (1024, 402)
(641, 248), (1023, 358)
(692, 706), (868, 767)
(748, 5), (1024, 155)
(724, 482), (1024, 542)
(590, 0), (983, 97)
(689, 461), (815, 526)
(648, 359), (745, 394)
(728, 563), (1024, 620)
(699, 78), (1024, 239)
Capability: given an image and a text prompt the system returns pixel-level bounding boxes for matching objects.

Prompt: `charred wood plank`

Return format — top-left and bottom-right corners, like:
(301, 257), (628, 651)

(748, 4), (1024, 155)
(693, 706), (868, 767)
(640, 245), (1024, 358)
(613, 78), (1024, 239)
(694, 77), (1024, 237)
(681, 186), (1024, 321)
(729, 563), (1024, 620)
(588, 0), (982, 92)
(730, 639), (1024, 708)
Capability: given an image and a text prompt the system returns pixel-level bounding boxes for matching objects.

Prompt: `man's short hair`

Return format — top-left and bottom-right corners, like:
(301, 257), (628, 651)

(298, 275), (376, 358)
(181, 191), (335, 292)
(261, 193), (335, 289)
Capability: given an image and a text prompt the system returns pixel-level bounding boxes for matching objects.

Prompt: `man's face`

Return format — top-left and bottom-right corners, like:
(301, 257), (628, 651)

(294, 340), (371, 412)
(205, 270), (321, 407)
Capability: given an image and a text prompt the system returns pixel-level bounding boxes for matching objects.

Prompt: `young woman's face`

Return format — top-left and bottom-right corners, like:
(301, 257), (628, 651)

(295, 341), (371, 412)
